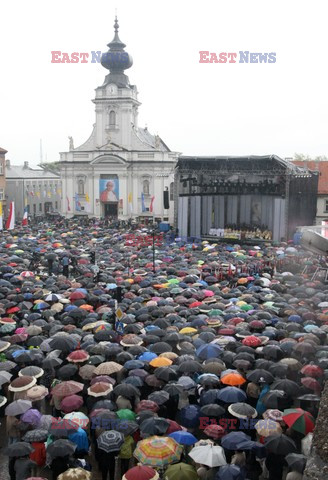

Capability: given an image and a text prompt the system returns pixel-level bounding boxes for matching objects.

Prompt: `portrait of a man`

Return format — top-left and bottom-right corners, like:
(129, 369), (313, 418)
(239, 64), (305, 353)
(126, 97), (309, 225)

(99, 179), (119, 202)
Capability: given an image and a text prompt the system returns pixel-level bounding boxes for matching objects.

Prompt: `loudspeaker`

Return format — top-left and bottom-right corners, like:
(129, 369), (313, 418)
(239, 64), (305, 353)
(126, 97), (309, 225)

(163, 190), (170, 209)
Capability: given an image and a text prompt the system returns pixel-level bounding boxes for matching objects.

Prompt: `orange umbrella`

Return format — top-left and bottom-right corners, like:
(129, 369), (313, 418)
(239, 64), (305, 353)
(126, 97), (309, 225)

(149, 357), (173, 368)
(221, 372), (246, 386)
(79, 304), (94, 311)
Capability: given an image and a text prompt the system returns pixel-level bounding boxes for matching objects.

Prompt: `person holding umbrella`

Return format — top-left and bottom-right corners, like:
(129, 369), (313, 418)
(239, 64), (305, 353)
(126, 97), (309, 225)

(14, 454), (36, 480)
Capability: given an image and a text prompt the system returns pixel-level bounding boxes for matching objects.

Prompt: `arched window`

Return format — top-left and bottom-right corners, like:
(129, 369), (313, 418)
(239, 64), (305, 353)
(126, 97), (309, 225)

(143, 179), (150, 195)
(109, 110), (116, 126)
(78, 179), (84, 195)
(169, 182), (174, 201)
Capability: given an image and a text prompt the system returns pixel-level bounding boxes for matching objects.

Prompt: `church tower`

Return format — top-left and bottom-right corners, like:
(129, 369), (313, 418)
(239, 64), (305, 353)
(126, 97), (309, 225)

(59, 17), (178, 222)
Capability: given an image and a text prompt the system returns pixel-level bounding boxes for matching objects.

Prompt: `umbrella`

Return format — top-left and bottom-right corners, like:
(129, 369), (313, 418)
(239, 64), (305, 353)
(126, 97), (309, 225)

(117, 409), (137, 421)
(64, 412), (89, 429)
(52, 381), (84, 397)
(122, 466), (159, 480)
(246, 369), (275, 384)
(60, 395), (84, 413)
(217, 387), (247, 404)
(94, 361), (123, 375)
(5, 399), (32, 416)
(221, 372), (246, 386)
(221, 432), (251, 450)
(5, 442), (34, 457)
(264, 434), (297, 455)
(57, 468), (91, 480)
(140, 418), (170, 436)
(0, 371), (12, 385)
(188, 444), (227, 467)
(165, 463), (198, 480)
(113, 384), (140, 398)
(23, 429), (49, 442)
(148, 391), (170, 405)
(9, 376), (37, 392)
(21, 408), (42, 426)
(200, 404), (225, 417)
(196, 344), (222, 360)
(228, 403), (257, 419)
(87, 382), (113, 397)
(254, 419), (282, 437)
(154, 367), (179, 382)
(215, 465), (244, 480)
(97, 430), (125, 453)
(19, 366), (44, 379)
(285, 453), (307, 473)
(179, 405), (200, 428)
(67, 350), (90, 363)
(271, 379), (301, 397)
(134, 436), (183, 467)
(282, 408), (315, 435)
(168, 431), (198, 446)
(26, 385), (48, 402)
(49, 419), (80, 437)
(301, 364), (324, 378)
(47, 439), (77, 458)
(203, 424), (226, 439)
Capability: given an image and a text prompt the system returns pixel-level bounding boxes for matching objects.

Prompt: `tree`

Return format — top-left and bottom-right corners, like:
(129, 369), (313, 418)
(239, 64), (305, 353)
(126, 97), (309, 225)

(294, 153), (328, 162)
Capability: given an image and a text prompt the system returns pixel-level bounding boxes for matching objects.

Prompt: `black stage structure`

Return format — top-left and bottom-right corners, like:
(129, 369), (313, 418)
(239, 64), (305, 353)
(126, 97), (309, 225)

(175, 155), (319, 243)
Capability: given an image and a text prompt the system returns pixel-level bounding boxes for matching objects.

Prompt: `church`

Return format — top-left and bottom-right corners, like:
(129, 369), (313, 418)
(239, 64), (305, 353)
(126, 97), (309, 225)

(59, 18), (177, 223)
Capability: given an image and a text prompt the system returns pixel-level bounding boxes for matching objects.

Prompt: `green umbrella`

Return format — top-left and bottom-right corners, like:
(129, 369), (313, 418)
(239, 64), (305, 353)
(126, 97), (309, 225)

(165, 463), (198, 480)
(116, 409), (136, 421)
(0, 324), (16, 333)
(208, 309), (223, 317)
(168, 278), (180, 284)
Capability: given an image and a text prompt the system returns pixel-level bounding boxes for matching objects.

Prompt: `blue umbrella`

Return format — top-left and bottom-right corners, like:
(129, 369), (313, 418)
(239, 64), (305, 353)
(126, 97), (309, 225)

(196, 344), (223, 360)
(138, 352), (158, 362)
(168, 431), (198, 446)
(221, 432), (251, 450)
(179, 405), (201, 428)
(200, 389), (220, 406)
(215, 465), (244, 480)
(124, 360), (145, 370)
(217, 387), (247, 404)
(106, 284), (117, 290)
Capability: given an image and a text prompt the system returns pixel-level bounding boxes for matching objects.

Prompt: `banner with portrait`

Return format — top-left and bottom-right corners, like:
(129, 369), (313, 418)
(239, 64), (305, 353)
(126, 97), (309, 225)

(99, 178), (119, 203)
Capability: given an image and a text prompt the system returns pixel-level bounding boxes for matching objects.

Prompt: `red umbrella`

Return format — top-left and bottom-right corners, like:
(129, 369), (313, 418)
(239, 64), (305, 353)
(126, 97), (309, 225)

(123, 465), (159, 480)
(52, 381), (84, 397)
(60, 395), (84, 413)
(135, 400), (159, 413)
(228, 317), (244, 326)
(69, 291), (86, 300)
(242, 336), (262, 347)
(282, 408), (315, 435)
(7, 307), (20, 314)
(203, 424), (226, 439)
(301, 377), (321, 392)
(67, 350), (90, 363)
(166, 420), (183, 434)
(249, 320), (265, 329)
(300, 365), (324, 378)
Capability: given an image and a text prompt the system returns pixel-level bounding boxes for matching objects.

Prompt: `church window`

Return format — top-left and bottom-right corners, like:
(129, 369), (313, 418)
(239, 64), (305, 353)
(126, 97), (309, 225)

(109, 110), (116, 126)
(170, 182), (174, 201)
(143, 179), (150, 195)
(78, 179), (84, 195)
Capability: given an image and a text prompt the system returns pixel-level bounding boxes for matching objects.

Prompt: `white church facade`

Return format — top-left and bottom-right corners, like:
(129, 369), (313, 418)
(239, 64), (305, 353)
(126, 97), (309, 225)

(59, 18), (178, 223)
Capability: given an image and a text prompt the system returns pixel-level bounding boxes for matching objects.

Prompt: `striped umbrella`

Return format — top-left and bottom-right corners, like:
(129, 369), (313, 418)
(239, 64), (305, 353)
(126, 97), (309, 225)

(134, 436), (183, 467)
(282, 408), (315, 435)
(97, 430), (125, 453)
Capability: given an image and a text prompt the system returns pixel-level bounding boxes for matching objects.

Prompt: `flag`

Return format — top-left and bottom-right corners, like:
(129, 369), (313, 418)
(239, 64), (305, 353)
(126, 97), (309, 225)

(0, 201), (3, 230)
(47, 191), (51, 198)
(128, 192), (132, 214)
(36, 191), (40, 198)
(5, 202), (15, 230)
(75, 193), (81, 211)
(22, 206), (28, 226)
(85, 193), (91, 212)
(85, 193), (90, 203)
(66, 195), (71, 212)
(43, 189), (46, 198)
(150, 196), (155, 213)
(141, 193), (146, 212)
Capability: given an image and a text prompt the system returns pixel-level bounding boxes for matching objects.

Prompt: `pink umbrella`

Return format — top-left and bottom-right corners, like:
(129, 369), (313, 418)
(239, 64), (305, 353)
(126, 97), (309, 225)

(60, 395), (84, 413)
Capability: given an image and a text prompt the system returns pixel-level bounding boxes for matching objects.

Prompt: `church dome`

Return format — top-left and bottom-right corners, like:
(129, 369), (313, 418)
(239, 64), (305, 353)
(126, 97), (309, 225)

(101, 17), (133, 82)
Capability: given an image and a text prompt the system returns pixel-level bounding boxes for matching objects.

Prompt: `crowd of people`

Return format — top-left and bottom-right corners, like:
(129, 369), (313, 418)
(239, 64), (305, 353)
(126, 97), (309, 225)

(0, 217), (326, 480)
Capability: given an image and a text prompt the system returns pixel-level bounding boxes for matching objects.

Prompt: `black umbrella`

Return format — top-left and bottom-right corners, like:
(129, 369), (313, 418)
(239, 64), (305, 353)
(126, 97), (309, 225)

(148, 391), (170, 405)
(262, 390), (290, 409)
(200, 404), (225, 417)
(149, 342), (172, 354)
(57, 364), (79, 380)
(246, 369), (275, 384)
(47, 439), (76, 458)
(97, 430), (125, 453)
(285, 453), (307, 473)
(22, 429), (49, 442)
(268, 363), (288, 378)
(49, 337), (75, 353)
(271, 379), (301, 398)
(140, 417), (170, 436)
(177, 361), (202, 374)
(5, 442), (34, 457)
(49, 419), (79, 437)
(154, 367), (179, 382)
(112, 384), (140, 398)
(264, 434), (297, 455)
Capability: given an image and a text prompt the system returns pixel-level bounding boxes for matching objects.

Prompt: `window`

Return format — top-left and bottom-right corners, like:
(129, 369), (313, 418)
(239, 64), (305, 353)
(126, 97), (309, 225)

(109, 110), (116, 126)
(78, 179), (84, 195)
(170, 182), (174, 201)
(0, 162), (3, 175)
(0, 188), (4, 200)
(55, 201), (58, 210)
(325, 200), (328, 213)
(33, 204), (36, 215)
(143, 179), (150, 195)
(39, 203), (42, 212)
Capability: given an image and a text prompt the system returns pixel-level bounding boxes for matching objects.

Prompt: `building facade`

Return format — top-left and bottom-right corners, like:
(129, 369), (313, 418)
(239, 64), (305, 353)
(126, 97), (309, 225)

(293, 159), (328, 226)
(5, 160), (62, 220)
(59, 18), (177, 223)
(0, 147), (7, 210)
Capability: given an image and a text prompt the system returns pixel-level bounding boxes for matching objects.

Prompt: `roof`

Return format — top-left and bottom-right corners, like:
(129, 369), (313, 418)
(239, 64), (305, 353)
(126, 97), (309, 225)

(177, 155), (308, 174)
(293, 160), (328, 194)
(6, 165), (60, 180)
(0, 147), (8, 154)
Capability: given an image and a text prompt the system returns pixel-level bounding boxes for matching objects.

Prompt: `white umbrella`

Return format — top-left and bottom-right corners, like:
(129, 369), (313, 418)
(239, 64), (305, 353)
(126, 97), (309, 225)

(188, 444), (227, 467)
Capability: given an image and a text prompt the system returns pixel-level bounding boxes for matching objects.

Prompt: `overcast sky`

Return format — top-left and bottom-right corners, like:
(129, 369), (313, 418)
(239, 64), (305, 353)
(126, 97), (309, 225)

(1, 0), (328, 166)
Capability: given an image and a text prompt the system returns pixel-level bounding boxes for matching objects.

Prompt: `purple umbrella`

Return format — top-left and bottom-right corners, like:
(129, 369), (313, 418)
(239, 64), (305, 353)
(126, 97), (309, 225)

(21, 408), (42, 426)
